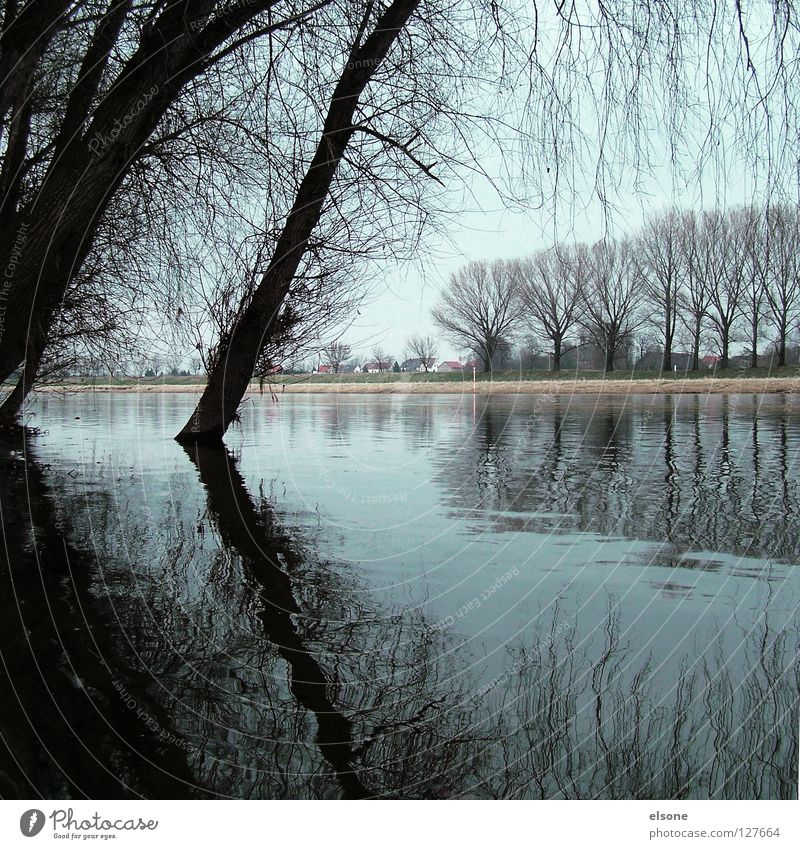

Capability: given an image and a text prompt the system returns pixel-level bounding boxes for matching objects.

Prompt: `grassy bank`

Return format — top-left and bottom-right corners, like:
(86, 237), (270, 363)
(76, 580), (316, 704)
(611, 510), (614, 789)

(10, 365), (800, 396)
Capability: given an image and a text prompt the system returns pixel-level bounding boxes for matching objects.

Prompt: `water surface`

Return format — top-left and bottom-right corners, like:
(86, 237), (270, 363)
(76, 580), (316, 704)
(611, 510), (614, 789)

(1, 391), (798, 798)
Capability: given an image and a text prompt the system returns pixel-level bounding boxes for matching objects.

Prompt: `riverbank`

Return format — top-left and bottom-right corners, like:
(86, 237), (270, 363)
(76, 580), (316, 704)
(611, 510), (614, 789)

(19, 374), (800, 395)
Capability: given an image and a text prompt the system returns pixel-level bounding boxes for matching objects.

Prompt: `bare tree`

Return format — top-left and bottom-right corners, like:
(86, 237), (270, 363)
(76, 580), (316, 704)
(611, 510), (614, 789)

(700, 211), (747, 370)
(679, 212), (711, 371)
(323, 341), (352, 374)
(579, 241), (643, 373)
(405, 334), (438, 371)
(634, 210), (686, 371)
(432, 260), (522, 371)
(764, 204), (800, 367)
(512, 246), (584, 372)
(370, 346), (392, 372)
(0, 0), (316, 393)
(739, 207), (769, 369)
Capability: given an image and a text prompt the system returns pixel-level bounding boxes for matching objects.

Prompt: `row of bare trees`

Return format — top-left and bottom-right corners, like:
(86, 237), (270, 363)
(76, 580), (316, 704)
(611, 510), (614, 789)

(433, 205), (800, 373)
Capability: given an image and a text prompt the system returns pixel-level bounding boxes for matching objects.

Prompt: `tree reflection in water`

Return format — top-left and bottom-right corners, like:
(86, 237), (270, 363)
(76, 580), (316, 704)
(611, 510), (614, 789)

(2, 392), (798, 798)
(439, 394), (800, 561)
(462, 604), (798, 799)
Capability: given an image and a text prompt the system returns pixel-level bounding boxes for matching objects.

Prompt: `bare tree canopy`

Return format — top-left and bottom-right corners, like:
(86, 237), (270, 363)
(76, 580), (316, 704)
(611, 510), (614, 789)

(634, 210), (687, 371)
(512, 247), (584, 371)
(404, 334), (438, 370)
(763, 205), (800, 367)
(696, 210), (749, 369)
(432, 260), (522, 371)
(678, 211), (711, 372)
(579, 241), (644, 373)
(369, 346), (392, 372)
(323, 341), (352, 373)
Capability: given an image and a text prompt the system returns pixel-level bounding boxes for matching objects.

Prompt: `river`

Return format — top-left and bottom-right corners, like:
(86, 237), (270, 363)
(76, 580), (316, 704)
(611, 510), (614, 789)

(1, 391), (797, 798)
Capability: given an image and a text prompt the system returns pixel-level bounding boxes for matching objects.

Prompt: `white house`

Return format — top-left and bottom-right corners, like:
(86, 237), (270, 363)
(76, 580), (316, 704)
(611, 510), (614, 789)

(401, 357), (437, 372)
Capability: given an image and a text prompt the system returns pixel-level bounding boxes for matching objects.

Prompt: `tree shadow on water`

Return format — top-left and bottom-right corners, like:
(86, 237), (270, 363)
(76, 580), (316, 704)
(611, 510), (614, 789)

(0, 433), (201, 798)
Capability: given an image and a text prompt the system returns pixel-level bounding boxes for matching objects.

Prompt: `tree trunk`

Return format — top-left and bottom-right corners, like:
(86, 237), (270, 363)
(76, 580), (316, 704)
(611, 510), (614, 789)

(662, 313), (673, 371)
(552, 337), (561, 372)
(778, 326), (787, 367)
(720, 331), (729, 370)
(604, 329), (616, 373)
(0, 325), (47, 428)
(692, 320), (701, 371)
(750, 314), (759, 368)
(176, 0), (421, 444)
(662, 334), (673, 371)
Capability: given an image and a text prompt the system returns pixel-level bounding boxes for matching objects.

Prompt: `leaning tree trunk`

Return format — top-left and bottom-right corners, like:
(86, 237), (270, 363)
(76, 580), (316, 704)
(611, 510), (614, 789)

(176, 0), (421, 444)
(0, 325), (47, 428)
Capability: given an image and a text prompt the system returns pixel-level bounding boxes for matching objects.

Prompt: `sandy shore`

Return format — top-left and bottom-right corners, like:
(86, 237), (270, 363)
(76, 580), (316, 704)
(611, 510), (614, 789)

(28, 377), (800, 395)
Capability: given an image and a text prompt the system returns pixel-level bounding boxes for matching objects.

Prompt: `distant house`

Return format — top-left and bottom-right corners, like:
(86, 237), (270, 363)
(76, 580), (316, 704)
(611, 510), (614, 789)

(463, 359), (482, 371)
(436, 360), (464, 372)
(401, 357), (437, 372)
(315, 364), (332, 374)
(701, 354), (721, 369)
(361, 361), (384, 373)
(635, 350), (692, 371)
(671, 352), (692, 370)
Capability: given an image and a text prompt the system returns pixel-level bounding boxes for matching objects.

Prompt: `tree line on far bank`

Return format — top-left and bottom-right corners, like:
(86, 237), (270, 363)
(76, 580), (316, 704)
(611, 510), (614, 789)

(433, 205), (800, 373)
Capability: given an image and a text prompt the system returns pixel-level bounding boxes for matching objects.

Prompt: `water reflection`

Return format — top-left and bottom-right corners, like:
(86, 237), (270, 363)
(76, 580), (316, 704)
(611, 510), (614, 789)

(0, 392), (797, 798)
(0, 433), (200, 798)
(183, 443), (367, 798)
(440, 394), (800, 561)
